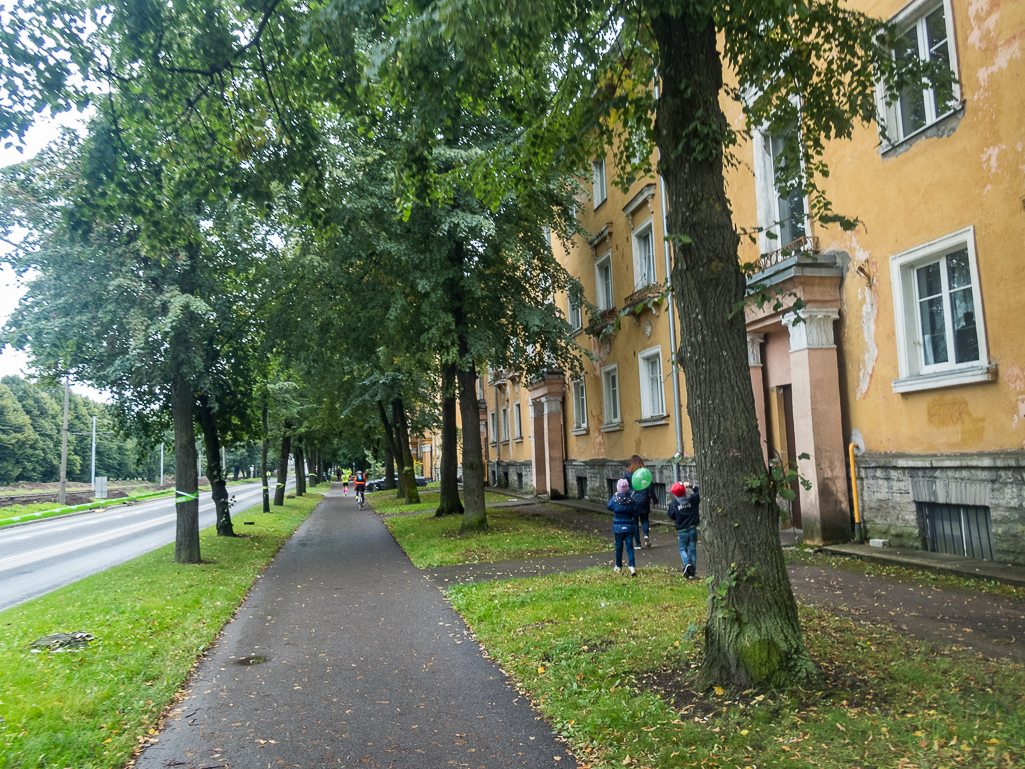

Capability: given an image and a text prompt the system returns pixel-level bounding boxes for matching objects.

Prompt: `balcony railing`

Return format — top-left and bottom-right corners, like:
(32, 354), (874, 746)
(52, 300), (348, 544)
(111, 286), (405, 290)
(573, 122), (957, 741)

(621, 282), (665, 317)
(755, 235), (819, 272)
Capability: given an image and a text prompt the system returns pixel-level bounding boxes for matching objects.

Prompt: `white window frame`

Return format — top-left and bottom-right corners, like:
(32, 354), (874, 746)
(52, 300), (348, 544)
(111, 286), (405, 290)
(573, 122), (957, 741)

(752, 128), (810, 255)
(595, 251), (614, 311)
(877, 0), (961, 148)
(570, 378), (587, 433)
(500, 405), (510, 442)
(592, 157), (607, 209)
(637, 345), (667, 419)
(513, 402), (523, 440)
(601, 365), (621, 427)
(568, 294), (582, 331)
(890, 225), (991, 393)
(488, 410), (497, 445)
(631, 216), (658, 289)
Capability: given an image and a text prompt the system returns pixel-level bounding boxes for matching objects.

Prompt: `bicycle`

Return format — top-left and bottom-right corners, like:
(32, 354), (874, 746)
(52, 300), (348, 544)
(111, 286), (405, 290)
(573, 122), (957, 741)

(356, 488), (365, 509)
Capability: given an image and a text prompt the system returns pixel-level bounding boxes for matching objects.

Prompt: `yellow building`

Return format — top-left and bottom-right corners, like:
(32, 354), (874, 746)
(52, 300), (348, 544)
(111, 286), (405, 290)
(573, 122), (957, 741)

(483, 0), (1025, 561)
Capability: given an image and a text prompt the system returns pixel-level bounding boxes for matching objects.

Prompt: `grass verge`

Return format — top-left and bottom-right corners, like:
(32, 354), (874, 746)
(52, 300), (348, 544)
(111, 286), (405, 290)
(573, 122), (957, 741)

(366, 488), (512, 515)
(449, 567), (1025, 769)
(383, 507), (609, 567)
(786, 547), (1025, 601)
(0, 490), (325, 769)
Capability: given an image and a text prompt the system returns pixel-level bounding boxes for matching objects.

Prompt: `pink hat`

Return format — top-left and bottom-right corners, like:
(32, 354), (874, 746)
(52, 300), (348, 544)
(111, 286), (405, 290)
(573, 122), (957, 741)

(671, 482), (686, 497)
(616, 479), (630, 493)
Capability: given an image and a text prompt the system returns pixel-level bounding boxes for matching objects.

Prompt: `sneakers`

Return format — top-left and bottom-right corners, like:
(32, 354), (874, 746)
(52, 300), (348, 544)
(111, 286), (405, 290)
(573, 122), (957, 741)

(629, 566), (637, 577)
(614, 566), (621, 573)
(683, 563), (695, 579)
(633, 545), (641, 550)
(644, 536), (651, 548)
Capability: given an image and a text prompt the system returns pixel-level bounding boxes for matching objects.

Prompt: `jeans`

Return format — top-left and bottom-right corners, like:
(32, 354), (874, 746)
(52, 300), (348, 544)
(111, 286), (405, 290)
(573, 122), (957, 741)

(633, 514), (650, 547)
(677, 527), (697, 571)
(615, 532), (636, 568)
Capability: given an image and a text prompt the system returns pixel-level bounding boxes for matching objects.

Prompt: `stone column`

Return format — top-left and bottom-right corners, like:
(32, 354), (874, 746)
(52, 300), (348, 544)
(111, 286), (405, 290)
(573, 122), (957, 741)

(747, 333), (768, 465)
(529, 399), (548, 495)
(542, 396), (566, 497)
(783, 308), (849, 545)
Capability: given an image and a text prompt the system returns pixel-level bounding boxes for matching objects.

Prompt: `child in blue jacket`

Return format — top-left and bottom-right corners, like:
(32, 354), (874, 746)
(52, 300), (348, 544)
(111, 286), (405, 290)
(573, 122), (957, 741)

(608, 478), (639, 576)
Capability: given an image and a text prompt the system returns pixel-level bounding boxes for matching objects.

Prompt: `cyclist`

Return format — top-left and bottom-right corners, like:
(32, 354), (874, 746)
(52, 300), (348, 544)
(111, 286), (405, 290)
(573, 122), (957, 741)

(353, 470), (366, 507)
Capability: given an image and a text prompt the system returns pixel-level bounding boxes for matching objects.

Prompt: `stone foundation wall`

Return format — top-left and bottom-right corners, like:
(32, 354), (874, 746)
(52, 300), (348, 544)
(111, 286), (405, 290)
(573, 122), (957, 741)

(489, 461), (534, 494)
(857, 452), (1025, 565)
(562, 458), (697, 505)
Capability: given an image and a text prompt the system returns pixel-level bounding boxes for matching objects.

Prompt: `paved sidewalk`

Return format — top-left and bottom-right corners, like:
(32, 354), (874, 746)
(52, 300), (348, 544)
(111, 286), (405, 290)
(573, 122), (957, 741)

(134, 485), (576, 769)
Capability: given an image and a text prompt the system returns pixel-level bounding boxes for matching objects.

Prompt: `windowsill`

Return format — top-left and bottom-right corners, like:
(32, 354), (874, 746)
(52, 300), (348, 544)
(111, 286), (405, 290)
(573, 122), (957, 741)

(514, 437), (524, 443)
(880, 103), (965, 158)
(594, 198), (606, 211)
(572, 326), (584, 337)
(637, 415), (669, 427)
(569, 426), (589, 436)
(891, 363), (997, 394)
(489, 441), (497, 447)
(600, 422), (623, 433)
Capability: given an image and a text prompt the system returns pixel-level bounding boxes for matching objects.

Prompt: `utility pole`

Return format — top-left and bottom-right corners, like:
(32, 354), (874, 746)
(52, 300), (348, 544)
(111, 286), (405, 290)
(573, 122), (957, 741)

(58, 377), (69, 505)
(90, 415), (97, 490)
(159, 443), (164, 486)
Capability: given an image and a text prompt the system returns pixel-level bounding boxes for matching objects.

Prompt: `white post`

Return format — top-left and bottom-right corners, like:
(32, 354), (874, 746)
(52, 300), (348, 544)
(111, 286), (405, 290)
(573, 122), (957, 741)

(58, 377), (69, 505)
(159, 443), (164, 486)
(90, 415), (97, 490)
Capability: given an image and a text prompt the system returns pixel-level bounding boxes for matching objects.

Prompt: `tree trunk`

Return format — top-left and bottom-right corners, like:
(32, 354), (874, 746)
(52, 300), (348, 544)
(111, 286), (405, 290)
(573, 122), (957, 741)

(262, 403), (270, 512)
(394, 397), (421, 504)
(383, 437), (395, 491)
(274, 421), (291, 506)
(456, 362), (487, 532)
(652, 6), (817, 689)
(435, 361), (463, 517)
(196, 396), (235, 537)
(171, 374), (201, 564)
(377, 399), (402, 494)
(390, 399), (408, 499)
(294, 441), (306, 496)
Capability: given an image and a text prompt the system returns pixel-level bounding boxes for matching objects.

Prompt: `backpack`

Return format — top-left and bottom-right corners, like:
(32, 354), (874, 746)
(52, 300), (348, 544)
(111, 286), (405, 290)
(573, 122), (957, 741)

(355, 472), (364, 483)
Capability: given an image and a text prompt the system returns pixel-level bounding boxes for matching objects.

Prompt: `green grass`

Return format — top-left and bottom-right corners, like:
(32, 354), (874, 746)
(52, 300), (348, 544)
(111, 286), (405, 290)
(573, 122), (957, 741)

(0, 491), (326, 769)
(449, 567), (1025, 769)
(382, 506), (609, 567)
(366, 488), (512, 515)
(785, 547), (1025, 601)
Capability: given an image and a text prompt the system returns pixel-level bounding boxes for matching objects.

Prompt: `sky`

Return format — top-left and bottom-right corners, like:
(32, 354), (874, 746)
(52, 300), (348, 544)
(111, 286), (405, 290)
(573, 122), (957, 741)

(0, 110), (108, 401)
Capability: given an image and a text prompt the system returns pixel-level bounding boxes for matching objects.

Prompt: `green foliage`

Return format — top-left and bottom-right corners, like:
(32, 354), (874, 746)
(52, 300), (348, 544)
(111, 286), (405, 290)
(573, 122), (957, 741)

(744, 452), (812, 524)
(0, 383), (40, 484)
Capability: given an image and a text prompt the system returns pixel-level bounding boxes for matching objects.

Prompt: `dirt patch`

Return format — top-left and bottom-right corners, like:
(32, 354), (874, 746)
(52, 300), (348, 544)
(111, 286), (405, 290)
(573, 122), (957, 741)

(511, 503), (613, 538)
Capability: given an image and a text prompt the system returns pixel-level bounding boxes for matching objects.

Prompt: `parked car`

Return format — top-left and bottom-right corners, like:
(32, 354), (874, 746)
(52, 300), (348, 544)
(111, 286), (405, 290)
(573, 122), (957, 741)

(366, 474), (429, 492)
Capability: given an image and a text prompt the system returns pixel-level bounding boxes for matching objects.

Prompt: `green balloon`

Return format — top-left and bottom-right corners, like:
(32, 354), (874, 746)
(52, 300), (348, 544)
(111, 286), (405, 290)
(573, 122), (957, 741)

(631, 467), (652, 490)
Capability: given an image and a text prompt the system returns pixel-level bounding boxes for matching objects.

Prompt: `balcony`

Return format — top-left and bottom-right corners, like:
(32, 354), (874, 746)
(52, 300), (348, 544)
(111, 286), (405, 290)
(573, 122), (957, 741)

(585, 307), (619, 339)
(621, 282), (666, 319)
(754, 235), (819, 273)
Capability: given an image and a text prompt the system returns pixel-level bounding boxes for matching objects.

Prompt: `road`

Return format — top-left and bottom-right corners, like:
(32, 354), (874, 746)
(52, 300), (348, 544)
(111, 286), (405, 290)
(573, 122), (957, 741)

(0, 478), (295, 613)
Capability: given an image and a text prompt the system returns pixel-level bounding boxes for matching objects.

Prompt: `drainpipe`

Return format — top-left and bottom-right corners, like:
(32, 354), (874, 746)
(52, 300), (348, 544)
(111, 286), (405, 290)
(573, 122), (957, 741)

(849, 442), (863, 543)
(654, 73), (685, 484)
(493, 380), (500, 486)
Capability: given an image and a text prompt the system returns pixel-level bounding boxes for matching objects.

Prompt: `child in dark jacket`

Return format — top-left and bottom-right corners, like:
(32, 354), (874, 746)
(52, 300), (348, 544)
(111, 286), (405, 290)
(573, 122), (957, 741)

(624, 455), (659, 549)
(607, 478), (639, 576)
(667, 481), (700, 578)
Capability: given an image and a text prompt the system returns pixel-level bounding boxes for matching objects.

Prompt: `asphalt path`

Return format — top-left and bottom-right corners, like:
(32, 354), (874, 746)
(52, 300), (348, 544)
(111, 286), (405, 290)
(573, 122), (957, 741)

(0, 478), (295, 613)
(134, 483), (575, 769)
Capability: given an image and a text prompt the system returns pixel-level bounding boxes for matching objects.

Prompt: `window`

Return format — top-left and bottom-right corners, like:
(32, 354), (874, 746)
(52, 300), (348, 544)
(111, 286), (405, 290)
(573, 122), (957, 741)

(879, 0), (959, 145)
(513, 402), (522, 439)
(601, 365), (621, 426)
(890, 226), (990, 393)
(568, 295), (582, 330)
(632, 219), (658, 288)
(500, 406), (510, 442)
(571, 378), (587, 431)
(595, 253), (614, 311)
(488, 410), (497, 444)
(754, 128), (807, 254)
(638, 346), (666, 419)
(592, 158), (607, 208)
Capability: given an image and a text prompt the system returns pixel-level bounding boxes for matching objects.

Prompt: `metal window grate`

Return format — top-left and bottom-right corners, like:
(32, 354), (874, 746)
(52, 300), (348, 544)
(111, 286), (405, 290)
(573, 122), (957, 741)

(606, 478), (618, 500)
(923, 503), (994, 561)
(650, 482), (667, 509)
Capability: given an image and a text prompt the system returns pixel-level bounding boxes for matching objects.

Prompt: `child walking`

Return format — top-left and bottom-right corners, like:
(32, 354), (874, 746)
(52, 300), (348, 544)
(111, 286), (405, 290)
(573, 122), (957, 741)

(667, 481), (700, 578)
(608, 479), (639, 576)
(624, 455), (659, 550)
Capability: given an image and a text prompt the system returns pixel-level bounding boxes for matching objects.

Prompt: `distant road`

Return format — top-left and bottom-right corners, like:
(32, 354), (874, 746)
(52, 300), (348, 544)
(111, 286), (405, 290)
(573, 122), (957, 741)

(0, 478), (296, 612)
